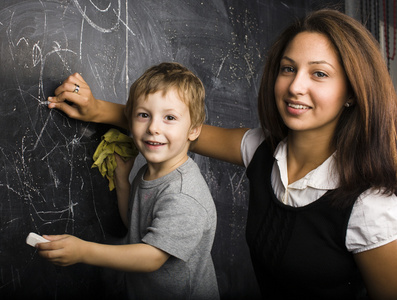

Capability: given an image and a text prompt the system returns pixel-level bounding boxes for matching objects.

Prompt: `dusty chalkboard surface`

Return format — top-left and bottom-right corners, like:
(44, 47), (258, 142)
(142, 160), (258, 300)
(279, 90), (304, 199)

(0, 0), (342, 299)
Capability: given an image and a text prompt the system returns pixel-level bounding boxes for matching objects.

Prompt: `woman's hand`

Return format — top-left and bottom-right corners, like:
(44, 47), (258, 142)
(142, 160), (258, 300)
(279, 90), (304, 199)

(48, 73), (128, 128)
(48, 73), (100, 122)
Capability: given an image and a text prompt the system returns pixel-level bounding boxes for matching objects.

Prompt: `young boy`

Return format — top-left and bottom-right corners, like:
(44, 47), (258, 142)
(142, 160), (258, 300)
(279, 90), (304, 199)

(38, 62), (219, 300)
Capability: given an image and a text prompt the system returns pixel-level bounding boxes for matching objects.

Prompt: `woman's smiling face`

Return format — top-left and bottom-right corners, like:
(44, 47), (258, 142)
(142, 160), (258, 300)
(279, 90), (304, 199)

(274, 31), (350, 139)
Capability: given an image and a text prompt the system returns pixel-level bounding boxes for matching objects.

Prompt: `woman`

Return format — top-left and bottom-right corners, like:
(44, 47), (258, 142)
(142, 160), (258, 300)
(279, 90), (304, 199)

(48, 9), (397, 299)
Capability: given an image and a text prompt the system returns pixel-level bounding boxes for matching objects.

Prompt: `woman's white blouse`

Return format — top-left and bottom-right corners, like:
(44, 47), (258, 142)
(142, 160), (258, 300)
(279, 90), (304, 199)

(241, 128), (397, 254)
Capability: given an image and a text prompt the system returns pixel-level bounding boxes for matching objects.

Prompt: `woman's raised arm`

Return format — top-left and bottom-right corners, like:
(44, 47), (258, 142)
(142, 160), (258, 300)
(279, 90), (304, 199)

(48, 73), (128, 129)
(191, 124), (248, 166)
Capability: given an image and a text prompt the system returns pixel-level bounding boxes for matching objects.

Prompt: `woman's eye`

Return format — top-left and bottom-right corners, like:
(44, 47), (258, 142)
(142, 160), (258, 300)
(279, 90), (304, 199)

(314, 71), (328, 78)
(280, 66), (294, 73)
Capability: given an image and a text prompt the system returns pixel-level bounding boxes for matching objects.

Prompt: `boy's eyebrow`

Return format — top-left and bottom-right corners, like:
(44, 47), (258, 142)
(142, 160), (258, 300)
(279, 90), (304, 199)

(163, 108), (183, 116)
(134, 105), (184, 115)
(281, 55), (336, 70)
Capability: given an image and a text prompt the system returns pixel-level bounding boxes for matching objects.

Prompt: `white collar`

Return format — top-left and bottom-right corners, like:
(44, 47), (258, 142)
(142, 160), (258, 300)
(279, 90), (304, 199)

(274, 139), (339, 191)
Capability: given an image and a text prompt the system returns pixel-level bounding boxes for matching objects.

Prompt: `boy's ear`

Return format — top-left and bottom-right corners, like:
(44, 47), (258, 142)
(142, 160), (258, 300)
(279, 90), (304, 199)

(188, 124), (202, 142)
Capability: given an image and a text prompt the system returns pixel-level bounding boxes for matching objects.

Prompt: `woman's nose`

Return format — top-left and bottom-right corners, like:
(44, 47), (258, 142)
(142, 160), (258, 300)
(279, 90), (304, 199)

(288, 72), (308, 96)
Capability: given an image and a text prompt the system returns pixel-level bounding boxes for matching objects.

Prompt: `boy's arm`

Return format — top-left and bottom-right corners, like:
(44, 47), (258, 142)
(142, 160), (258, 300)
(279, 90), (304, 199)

(114, 154), (135, 227)
(48, 73), (128, 129)
(37, 235), (170, 272)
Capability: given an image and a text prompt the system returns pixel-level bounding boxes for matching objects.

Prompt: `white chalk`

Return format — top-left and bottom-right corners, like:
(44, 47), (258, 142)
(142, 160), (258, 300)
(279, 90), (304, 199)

(26, 232), (50, 247)
(39, 101), (50, 105)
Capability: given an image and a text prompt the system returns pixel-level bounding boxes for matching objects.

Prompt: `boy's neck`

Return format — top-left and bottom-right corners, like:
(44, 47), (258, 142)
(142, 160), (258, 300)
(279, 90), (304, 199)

(143, 154), (189, 181)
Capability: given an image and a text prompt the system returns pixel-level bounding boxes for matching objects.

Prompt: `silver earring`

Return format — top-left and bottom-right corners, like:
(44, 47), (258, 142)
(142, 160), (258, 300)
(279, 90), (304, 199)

(344, 102), (351, 107)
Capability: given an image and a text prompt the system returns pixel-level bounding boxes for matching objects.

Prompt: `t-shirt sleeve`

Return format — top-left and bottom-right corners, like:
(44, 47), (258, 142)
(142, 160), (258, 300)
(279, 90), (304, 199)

(141, 193), (209, 262)
(240, 128), (266, 168)
(346, 189), (397, 254)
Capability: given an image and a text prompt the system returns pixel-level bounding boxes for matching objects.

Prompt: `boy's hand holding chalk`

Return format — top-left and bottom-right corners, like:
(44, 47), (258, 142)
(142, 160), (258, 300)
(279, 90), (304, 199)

(26, 232), (50, 247)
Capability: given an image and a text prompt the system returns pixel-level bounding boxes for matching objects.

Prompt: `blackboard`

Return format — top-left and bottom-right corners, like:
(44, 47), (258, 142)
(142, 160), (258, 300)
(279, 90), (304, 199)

(0, 1), (342, 299)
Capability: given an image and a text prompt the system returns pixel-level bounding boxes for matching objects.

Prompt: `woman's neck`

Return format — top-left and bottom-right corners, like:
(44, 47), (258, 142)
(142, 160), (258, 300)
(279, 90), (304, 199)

(286, 131), (335, 184)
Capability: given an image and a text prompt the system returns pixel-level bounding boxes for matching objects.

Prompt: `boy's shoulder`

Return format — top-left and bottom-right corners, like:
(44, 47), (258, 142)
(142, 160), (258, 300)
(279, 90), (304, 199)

(174, 158), (210, 189)
(159, 157), (214, 206)
(175, 157), (202, 176)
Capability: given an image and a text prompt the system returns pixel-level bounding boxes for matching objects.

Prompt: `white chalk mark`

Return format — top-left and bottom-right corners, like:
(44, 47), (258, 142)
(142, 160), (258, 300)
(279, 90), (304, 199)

(113, 8), (136, 36)
(8, 11), (15, 47)
(280, 2), (289, 9)
(89, 0), (111, 13)
(228, 171), (245, 195)
(234, 172), (245, 194)
(80, 176), (84, 190)
(87, 54), (104, 89)
(111, 55), (120, 96)
(49, 166), (60, 188)
(41, 142), (59, 161)
(79, 6), (85, 61)
(5, 218), (21, 225)
(32, 42), (42, 67)
(69, 136), (81, 146)
(16, 37), (28, 46)
(5, 184), (23, 197)
(243, 53), (255, 85)
(32, 112), (52, 150)
(36, 203), (78, 215)
(125, 0), (129, 95)
(216, 55), (228, 78)
(73, 0), (121, 33)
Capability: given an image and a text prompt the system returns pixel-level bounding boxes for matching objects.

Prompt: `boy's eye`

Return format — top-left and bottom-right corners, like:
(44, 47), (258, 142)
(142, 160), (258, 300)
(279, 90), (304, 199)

(138, 113), (149, 118)
(165, 115), (176, 121)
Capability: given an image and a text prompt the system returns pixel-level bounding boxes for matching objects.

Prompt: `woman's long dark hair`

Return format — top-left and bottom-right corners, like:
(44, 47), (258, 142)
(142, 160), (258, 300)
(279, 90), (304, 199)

(258, 9), (397, 206)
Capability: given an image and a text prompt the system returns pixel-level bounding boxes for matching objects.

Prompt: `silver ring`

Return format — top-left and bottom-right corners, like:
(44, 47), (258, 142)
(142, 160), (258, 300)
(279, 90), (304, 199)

(73, 84), (80, 93)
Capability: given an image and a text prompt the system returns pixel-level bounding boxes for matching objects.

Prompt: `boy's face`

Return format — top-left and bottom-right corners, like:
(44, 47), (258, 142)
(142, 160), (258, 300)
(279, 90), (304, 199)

(130, 88), (200, 177)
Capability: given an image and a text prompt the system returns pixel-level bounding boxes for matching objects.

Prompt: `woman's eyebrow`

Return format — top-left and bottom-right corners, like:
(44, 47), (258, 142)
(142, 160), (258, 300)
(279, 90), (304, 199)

(281, 55), (336, 70)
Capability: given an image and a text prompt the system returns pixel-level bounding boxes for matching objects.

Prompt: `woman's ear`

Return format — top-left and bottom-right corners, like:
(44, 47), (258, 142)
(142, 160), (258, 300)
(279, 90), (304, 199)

(188, 124), (202, 142)
(345, 95), (355, 108)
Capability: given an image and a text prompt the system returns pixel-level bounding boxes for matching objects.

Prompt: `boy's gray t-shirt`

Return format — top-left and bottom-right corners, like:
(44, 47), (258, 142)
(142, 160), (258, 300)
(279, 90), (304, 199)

(126, 157), (219, 300)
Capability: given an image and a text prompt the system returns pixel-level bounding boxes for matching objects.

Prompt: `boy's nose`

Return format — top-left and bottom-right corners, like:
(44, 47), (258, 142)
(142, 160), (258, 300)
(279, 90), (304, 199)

(147, 119), (160, 135)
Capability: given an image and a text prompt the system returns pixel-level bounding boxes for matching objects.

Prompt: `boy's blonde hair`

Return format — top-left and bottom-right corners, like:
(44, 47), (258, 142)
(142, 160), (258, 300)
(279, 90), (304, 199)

(125, 62), (205, 130)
